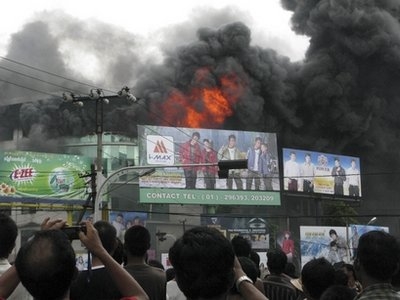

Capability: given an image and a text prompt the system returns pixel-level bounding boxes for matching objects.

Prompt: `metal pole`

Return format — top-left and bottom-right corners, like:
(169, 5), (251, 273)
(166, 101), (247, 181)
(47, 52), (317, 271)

(94, 99), (103, 222)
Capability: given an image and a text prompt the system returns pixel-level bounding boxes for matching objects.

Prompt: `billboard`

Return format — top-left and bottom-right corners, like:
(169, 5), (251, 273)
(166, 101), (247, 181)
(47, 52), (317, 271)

(300, 225), (388, 268)
(138, 125), (281, 205)
(201, 215), (269, 249)
(282, 148), (362, 197)
(0, 150), (92, 203)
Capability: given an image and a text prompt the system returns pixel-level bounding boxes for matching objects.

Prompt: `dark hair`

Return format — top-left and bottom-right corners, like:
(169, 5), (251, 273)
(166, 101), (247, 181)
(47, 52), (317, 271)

(356, 230), (400, 281)
(343, 263), (357, 280)
(94, 221), (117, 254)
(0, 213), (18, 258)
(329, 229), (337, 236)
(333, 269), (348, 286)
(192, 132), (200, 139)
(301, 257), (335, 299)
(305, 153), (311, 158)
(148, 259), (165, 270)
(255, 137), (262, 142)
(238, 256), (258, 283)
(111, 237), (125, 264)
(169, 227), (235, 299)
(267, 248), (287, 275)
(15, 230), (76, 300)
(124, 225), (150, 257)
(284, 262), (297, 278)
(320, 285), (356, 300)
(231, 235), (251, 257)
(166, 268), (176, 282)
(228, 134), (236, 141)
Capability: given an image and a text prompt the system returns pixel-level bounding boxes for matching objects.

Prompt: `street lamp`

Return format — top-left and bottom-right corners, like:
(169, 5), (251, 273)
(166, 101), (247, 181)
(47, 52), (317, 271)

(367, 217), (377, 225)
(63, 86), (139, 219)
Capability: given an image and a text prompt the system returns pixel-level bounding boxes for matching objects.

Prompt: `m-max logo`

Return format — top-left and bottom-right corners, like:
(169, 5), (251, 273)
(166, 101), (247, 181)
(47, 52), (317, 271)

(153, 140), (168, 153)
(146, 135), (174, 165)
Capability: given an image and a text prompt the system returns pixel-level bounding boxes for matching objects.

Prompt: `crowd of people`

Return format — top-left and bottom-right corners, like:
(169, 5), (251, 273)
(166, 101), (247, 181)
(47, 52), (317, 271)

(1, 212), (400, 300)
(180, 132), (276, 191)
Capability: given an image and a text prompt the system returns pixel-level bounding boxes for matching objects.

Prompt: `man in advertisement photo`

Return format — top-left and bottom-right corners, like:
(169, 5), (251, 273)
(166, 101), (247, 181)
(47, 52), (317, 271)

(246, 137), (262, 190)
(179, 131), (202, 189)
(218, 134), (243, 190)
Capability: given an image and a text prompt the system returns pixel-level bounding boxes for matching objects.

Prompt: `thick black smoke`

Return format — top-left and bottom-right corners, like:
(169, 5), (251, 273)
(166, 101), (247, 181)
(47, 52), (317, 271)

(1, 2), (400, 210)
(281, 0), (400, 211)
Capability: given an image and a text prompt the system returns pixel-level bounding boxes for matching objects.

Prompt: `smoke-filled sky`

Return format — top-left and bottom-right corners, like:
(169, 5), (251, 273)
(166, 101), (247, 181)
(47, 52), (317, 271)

(1, 0), (400, 212)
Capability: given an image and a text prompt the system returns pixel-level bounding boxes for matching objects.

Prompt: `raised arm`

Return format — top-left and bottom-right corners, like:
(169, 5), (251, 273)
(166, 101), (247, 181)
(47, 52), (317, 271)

(79, 221), (149, 300)
(233, 256), (269, 300)
(0, 265), (20, 299)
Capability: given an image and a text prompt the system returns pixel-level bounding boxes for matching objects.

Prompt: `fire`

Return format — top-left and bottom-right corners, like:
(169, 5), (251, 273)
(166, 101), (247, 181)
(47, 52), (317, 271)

(157, 69), (245, 128)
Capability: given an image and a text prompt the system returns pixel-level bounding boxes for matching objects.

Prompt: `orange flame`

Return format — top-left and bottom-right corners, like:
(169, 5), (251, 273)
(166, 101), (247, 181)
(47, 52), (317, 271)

(157, 69), (245, 128)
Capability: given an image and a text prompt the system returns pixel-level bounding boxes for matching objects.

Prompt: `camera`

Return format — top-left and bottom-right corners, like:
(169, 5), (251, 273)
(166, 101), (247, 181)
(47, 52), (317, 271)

(62, 225), (87, 240)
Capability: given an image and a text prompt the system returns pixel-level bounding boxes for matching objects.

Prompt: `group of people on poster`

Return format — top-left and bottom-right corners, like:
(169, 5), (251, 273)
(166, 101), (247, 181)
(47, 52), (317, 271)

(284, 151), (361, 196)
(180, 132), (277, 190)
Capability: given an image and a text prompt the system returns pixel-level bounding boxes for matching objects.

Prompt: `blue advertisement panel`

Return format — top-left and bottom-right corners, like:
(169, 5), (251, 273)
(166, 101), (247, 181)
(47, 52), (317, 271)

(300, 225), (388, 268)
(138, 125), (281, 205)
(282, 148), (362, 198)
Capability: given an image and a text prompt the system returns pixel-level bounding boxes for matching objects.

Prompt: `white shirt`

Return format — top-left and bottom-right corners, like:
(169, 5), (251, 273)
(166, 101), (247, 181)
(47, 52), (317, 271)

(167, 280), (186, 300)
(0, 258), (33, 300)
(285, 160), (301, 179)
(347, 167), (360, 186)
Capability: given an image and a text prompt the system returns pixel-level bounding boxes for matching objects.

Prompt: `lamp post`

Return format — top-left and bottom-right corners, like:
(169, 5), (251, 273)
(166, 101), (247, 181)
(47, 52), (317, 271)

(62, 87), (138, 220)
(367, 216), (377, 225)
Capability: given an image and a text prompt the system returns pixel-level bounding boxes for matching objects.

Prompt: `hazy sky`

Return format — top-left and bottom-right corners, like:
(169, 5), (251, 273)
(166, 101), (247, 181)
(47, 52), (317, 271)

(1, 0), (309, 61)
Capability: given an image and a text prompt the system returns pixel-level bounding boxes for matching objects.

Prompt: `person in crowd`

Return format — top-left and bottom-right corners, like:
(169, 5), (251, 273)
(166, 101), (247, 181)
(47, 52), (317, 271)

(168, 226), (267, 300)
(231, 235), (252, 258)
(301, 257), (335, 300)
(264, 249), (292, 284)
(180, 131), (202, 189)
(319, 285), (356, 300)
(246, 137), (262, 190)
(327, 229), (348, 264)
(331, 158), (346, 195)
(218, 134), (243, 190)
(350, 225), (359, 260)
(147, 259), (165, 270)
(228, 256), (264, 299)
(124, 225), (166, 300)
(70, 220), (122, 300)
(354, 230), (400, 299)
(342, 263), (362, 294)
(301, 153), (315, 192)
(166, 268), (186, 300)
(201, 139), (218, 189)
(284, 151), (301, 191)
(0, 213), (32, 300)
(346, 159), (361, 197)
(0, 217), (148, 300)
(259, 143), (273, 190)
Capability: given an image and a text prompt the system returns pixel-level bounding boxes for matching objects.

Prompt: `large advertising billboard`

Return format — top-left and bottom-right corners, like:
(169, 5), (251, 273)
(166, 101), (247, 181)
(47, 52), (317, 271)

(138, 125), (281, 205)
(0, 150), (92, 203)
(300, 225), (388, 268)
(282, 148), (362, 198)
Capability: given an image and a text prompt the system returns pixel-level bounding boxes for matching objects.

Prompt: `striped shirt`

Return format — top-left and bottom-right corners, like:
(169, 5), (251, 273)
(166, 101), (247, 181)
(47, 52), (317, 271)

(355, 283), (400, 300)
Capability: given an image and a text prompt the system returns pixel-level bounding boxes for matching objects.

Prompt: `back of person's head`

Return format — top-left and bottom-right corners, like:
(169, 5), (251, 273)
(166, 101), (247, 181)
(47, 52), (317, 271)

(0, 213), (18, 259)
(148, 259), (165, 270)
(166, 268), (176, 282)
(249, 250), (261, 277)
(320, 285), (356, 300)
(284, 262), (297, 278)
(124, 225), (150, 257)
(112, 237), (125, 264)
(231, 235), (251, 257)
(238, 256), (258, 283)
(169, 226), (235, 299)
(356, 230), (400, 281)
(15, 230), (76, 300)
(266, 248), (287, 275)
(333, 269), (348, 286)
(301, 257), (335, 300)
(94, 220), (117, 254)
